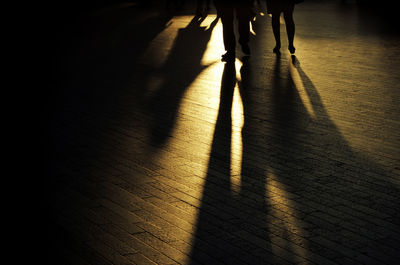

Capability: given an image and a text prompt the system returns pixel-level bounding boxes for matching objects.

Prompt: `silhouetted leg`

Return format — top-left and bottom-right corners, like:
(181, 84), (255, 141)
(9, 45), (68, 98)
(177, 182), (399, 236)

(283, 6), (295, 54)
(237, 5), (251, 55)
(271, 13), (281, 53)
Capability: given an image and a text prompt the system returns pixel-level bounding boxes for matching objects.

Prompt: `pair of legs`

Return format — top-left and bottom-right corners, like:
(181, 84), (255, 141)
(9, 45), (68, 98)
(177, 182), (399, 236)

(217, 3), (251, 61)
(271, 5), (295, 54)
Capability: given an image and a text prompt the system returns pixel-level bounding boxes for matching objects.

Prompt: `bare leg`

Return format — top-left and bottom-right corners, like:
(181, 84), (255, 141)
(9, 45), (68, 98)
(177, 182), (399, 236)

(283, 6), (295, 53)
(271, 13), (281, 53)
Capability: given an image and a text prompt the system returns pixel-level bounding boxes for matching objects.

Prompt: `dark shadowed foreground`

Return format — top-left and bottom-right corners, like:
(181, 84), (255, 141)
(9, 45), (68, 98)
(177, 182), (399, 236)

(43, 1), (400, 264)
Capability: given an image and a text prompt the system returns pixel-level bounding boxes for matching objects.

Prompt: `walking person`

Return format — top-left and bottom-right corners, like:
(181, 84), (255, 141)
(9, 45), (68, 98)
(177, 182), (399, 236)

(266, 0), (303, 54)
(214, 0), (253, 62)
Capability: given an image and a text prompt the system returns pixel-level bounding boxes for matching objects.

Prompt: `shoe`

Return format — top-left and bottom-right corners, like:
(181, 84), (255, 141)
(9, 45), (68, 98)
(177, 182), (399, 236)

(241, 43), (251, 55)
(221, 52), (235, 62)
(288, 45), (296, 54)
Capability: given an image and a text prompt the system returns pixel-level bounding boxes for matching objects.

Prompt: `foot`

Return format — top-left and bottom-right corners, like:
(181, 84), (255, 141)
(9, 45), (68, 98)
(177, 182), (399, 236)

(273, 45), (280, 54)
(288, 45), (296, 54)
(221, 52), (235, 62)
(241, 43), (251, 55)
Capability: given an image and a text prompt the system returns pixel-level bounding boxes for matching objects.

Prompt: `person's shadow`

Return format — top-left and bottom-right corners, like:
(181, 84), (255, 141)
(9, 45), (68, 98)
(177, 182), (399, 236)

(265, 55), (400, 264)
(146, 15), (219, 147)
(189, 54), (400, 264)
(189, 59), (283, 264)
(189, 61), (262, 265)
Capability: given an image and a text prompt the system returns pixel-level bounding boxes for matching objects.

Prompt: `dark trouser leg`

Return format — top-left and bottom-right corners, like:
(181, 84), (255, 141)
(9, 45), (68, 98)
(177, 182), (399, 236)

(219, 6), (236, 53)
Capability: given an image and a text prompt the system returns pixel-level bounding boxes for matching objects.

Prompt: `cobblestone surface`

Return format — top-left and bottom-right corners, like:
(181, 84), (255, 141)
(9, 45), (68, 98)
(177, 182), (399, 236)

(44, 0), (400, 264)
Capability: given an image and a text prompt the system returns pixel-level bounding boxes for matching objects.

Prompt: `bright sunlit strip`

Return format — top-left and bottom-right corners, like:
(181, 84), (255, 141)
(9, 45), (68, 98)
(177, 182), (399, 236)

(289, 57), (316, 120)
(151, 57), (223, 265)
(231, 59), (244, 196)
(138, 16), (225, 264)
(201, 15), (224, 65)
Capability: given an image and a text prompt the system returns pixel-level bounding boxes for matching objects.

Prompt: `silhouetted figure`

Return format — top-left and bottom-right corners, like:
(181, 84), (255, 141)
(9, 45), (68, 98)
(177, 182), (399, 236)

(214, 0), (253, 62)
(196, 0), (211, 17)
(266, 0), (303, 54)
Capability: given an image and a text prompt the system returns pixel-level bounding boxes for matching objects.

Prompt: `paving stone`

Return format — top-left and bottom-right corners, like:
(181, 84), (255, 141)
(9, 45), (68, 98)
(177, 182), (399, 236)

(45, 0), (400, 264)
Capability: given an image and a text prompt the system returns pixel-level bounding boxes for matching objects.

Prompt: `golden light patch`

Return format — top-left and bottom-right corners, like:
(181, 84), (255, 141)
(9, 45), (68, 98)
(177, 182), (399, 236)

(289, 57), (317, 120)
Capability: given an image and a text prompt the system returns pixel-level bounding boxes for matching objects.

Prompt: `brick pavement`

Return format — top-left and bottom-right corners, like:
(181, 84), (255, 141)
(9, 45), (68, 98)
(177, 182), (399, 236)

(44, 0), (400, 264)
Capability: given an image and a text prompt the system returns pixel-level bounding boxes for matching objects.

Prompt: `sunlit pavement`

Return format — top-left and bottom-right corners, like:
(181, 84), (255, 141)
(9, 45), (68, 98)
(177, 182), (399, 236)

(45, 0), (400, 264)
